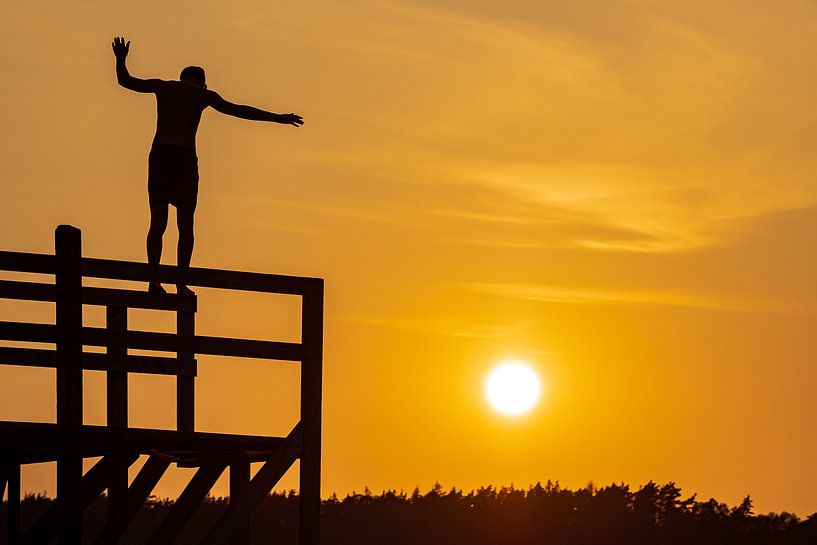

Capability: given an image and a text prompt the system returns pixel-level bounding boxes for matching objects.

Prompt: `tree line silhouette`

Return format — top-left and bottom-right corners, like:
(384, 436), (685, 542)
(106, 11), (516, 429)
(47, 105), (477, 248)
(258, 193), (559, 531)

(2, 481), (815, 544)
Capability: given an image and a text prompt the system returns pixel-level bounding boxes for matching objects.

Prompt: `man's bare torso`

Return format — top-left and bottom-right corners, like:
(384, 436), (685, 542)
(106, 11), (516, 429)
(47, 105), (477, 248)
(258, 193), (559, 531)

(153, 81), (210, 149)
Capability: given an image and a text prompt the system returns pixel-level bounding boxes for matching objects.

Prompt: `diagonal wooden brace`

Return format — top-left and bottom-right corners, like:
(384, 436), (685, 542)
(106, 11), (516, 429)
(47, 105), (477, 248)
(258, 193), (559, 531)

(93, 455), (172, 545)
(147, 464), (227, 545)
(20, 438), (138, 545)
(201, 423), (303, 545)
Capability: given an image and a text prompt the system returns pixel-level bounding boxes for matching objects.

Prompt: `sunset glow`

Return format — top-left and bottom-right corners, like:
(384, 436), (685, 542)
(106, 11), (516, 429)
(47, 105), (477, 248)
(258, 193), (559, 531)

(1, 0), (817, 518)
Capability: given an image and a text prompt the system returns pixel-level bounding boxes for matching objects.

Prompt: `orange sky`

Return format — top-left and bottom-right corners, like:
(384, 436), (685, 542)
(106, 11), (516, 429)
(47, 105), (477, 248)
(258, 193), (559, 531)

(1, 0), (817, 515)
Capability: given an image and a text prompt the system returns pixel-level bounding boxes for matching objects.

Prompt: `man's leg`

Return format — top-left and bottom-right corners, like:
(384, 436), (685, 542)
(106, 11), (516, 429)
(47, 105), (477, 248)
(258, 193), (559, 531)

(176, 205), (195, 295)
(147, 201), (168, 294)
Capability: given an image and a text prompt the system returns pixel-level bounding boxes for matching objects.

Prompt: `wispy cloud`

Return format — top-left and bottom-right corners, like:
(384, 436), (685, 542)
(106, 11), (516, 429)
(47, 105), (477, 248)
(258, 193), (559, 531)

(338, 315), (537, 338)
(462, 283), (792, 313)
(279, 0), (817, 254)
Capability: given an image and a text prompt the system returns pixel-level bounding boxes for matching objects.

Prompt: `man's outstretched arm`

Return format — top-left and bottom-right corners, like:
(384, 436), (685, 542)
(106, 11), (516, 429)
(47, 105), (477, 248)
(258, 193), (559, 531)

(112, 36), (162, 93)
(207, 91), (304, 126)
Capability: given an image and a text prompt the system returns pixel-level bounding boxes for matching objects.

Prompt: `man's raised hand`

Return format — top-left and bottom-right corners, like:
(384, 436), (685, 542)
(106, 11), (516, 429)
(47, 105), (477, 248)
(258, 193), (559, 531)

(280, 113), (304, 127)
(112, 36), (130, 59)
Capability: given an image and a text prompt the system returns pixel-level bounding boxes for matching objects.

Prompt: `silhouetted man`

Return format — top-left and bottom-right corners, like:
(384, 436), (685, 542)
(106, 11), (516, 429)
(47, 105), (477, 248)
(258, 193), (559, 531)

(112, 36), (304, 295)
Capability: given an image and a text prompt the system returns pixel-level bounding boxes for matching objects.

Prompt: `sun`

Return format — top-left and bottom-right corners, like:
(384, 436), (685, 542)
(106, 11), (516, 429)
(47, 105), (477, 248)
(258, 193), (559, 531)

(485, 361), (541, 415)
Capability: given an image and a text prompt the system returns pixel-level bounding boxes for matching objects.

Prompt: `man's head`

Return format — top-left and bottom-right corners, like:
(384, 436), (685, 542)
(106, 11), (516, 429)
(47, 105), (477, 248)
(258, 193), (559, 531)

(180, 66), (206, 88)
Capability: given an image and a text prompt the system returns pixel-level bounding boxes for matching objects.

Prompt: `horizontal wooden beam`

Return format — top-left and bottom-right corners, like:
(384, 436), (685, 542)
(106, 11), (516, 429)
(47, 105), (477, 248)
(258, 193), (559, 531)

(0, 321), (55, 343)
(0, 321), (301, 361)
(85, 285), (197, 311)
(0, 421), (289, 462)
(85, 351), (197, 376)
(87, 352), (196, 376)
(0, 279), (55, 303)
(82, 257), (322, 295)
(0, 251), (324, 296)
(174, 449), (300, 468)
(0, 347), (196, 376)
(193, 333), (301, 361)
(0, 280), (196, 311)
(83, 327), (302, 361)
(0, 251), (56, 274)
(0, 346), (54, 366)
(6, 449), (283, 468)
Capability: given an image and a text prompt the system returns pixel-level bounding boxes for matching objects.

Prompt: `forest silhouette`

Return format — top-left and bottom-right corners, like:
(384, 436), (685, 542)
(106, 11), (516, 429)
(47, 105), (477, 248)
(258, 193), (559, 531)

(2, 481), (815, 545)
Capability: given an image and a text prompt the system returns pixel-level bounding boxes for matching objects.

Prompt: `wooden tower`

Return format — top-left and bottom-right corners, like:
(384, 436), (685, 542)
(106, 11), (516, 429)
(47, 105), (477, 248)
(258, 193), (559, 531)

(0, 225), (324, 545)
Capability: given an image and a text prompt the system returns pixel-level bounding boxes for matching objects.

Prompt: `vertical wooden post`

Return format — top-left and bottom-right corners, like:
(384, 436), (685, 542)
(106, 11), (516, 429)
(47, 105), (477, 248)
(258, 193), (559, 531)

(55, 225), (83, 545)
(230, 462), (251, 545)
(7, 463), (21, 545)
(299, 280), (324, 545)
(106, 305), (128, 519)
(176, 304), (195, 433)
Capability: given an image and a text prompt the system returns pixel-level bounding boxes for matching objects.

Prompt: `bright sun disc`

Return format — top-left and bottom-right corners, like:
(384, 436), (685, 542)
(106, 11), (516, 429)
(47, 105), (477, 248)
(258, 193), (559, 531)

(485, 362), (541, 415)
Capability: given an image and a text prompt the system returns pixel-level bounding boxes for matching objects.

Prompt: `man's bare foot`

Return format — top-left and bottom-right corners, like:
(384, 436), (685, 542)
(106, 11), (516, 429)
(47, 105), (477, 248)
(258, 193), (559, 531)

(148, 282), (167, 295)
(176, 284), (195, 296)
